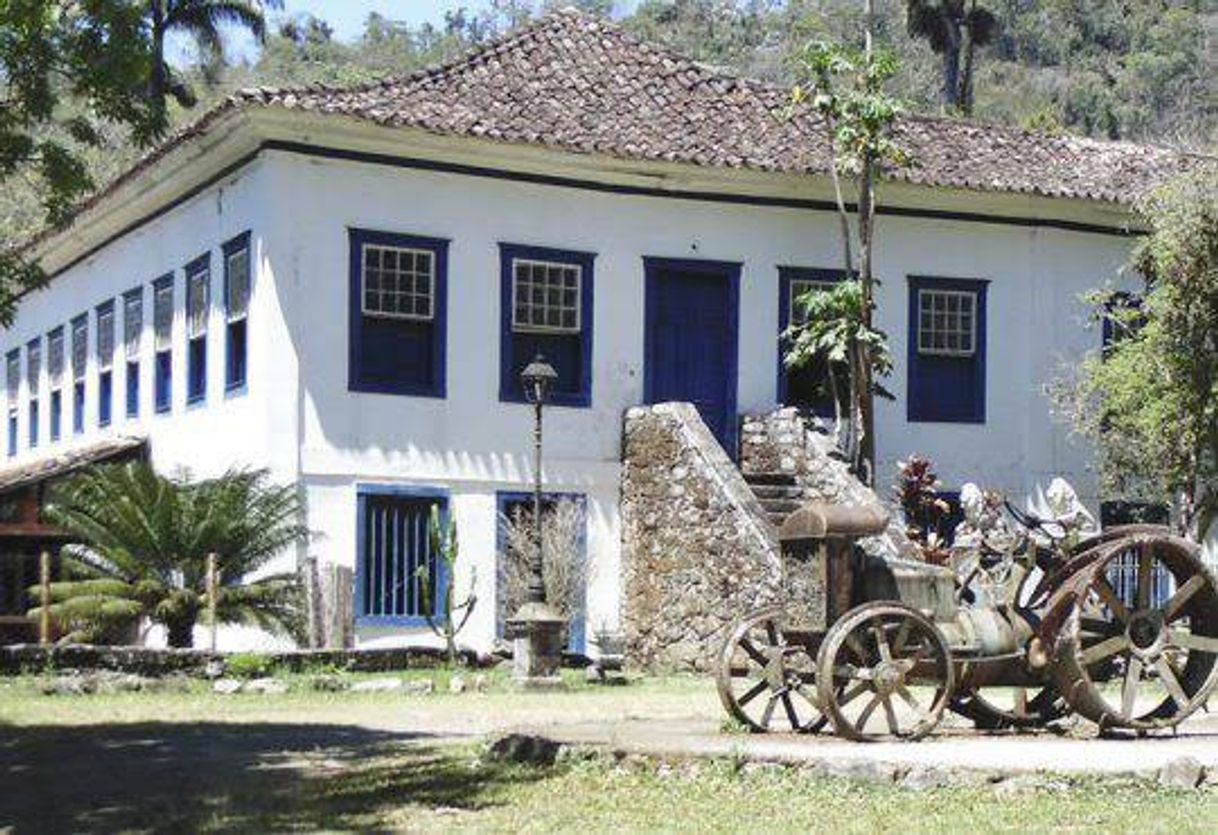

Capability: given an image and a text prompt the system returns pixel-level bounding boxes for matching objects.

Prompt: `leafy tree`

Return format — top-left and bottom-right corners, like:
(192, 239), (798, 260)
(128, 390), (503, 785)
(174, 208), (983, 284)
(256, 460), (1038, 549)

(787, 5), (906, 482)
(0, 0), (162, 324)
(1051, 166), (1218, 543)
(31, 462), (308, 647)
(904, 1), (1000, 115)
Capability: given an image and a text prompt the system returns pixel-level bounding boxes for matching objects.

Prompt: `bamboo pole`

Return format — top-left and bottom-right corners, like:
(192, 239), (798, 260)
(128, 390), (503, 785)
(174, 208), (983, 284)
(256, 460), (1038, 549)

(206, 552), (218, 653)
(39, 549), (51, 645)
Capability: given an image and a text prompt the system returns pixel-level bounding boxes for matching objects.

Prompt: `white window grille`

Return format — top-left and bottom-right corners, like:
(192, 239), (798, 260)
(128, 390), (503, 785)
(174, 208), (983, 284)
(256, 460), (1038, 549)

(124, 292), (143, 358)
(27, 342), (41, 389)
(226, 247), (250, 322)
(71, 318), (87, 381)
(47, 331), (64, 388)
(187, 267), (209, 338)
(917, 289), (977, 356)
(6, 353), (19, 405)
(789, 279), (836, 327)
(512, 259), (581, 333)
(154, 281), (173, 351)
(97, 307), (115, 371)
(361, 245), (434, 320)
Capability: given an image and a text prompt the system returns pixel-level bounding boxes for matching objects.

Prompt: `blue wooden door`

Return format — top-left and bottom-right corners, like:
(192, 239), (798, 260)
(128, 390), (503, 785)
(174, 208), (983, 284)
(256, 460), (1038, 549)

(645, 261), (739, 451)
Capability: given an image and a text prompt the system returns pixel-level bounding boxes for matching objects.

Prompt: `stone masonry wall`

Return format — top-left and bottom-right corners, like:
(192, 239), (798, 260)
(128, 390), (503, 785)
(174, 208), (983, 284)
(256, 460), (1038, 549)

(740, 408), (916, 561)
(620, 403), (783, 672)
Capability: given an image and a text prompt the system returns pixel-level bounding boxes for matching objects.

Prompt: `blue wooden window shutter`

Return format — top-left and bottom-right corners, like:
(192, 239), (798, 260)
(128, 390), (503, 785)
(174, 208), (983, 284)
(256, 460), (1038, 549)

(222, 231), (252, 393)
(498, 243), (595, 408)
(152, 274), (174, 413)
(355, 486), (449, 626)
(348, 229), (448, 398)
(907, 276), (988, 424)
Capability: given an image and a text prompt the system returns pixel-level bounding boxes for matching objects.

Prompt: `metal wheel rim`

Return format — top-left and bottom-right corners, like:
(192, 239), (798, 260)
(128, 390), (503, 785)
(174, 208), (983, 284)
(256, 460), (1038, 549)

(952, 684), (1065, 730)
(817, 602), (955, 741)
(716, 607), (826, 734)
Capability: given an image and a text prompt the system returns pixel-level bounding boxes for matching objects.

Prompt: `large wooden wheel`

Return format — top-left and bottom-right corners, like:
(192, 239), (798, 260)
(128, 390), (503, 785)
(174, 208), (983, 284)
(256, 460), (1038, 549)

(817, 602), (954, 741)
(1050, 533), (1218, 733)
(716, 607), (826, 733)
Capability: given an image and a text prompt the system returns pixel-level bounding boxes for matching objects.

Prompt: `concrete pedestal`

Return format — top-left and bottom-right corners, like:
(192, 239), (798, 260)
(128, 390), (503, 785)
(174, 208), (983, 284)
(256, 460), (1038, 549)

(506, 602), (567, 690)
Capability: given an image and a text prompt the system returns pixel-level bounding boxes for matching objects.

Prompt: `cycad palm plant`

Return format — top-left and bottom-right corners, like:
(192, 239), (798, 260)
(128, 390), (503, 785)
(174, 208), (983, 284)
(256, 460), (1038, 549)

(905, 0), (999, 115)
(32, 462), (307, 648)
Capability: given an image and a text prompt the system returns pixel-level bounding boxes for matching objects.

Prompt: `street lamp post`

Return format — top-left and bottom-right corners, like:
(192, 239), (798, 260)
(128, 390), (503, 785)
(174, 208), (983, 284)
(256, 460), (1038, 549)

(508, 354), (566, 689)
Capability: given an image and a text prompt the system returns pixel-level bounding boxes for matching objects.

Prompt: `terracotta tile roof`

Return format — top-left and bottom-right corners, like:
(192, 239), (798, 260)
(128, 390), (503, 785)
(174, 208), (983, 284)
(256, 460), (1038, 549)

(0, 436), (147, 494)
(225, 8), (1201, 205)
(28, 8), (1213, 256)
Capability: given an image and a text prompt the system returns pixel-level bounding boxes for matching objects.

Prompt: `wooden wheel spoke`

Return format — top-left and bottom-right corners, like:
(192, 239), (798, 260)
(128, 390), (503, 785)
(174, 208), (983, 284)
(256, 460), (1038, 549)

(781, 691), (802, 728)
(1155, 658), (1190, 709)
(856, 694), (882, 732)
(1094, 578), (1130, 623)
(1136, 547), (1153, 610)
(1121, 656), (1144, 719)
(1079, 617), (1120, 637)
(873, 624), (893, 663)
(1163, 575), (1206, 622)
(1170, 629), (1218, 654)
(892, 619), (912, 654)
(882, 696), (900, 735)
(1013, 687), (1028, 716)
(1079, 634), (1128, 666)
(739, 638), (768, 667)
(838, 681), (871, 707)
(764, 619), (780, 646)
(845, 633), (870, 665)
(790, 682), (819, 710)
(760, 694), (778, 728)
(738, 678), (769, 707)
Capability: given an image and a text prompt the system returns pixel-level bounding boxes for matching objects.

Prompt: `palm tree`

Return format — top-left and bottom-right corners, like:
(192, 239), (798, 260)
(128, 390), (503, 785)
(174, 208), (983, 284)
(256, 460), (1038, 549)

(31, 462), (307, 648)
(147, 1), (284, 113)
(905, 1), (1000, 116)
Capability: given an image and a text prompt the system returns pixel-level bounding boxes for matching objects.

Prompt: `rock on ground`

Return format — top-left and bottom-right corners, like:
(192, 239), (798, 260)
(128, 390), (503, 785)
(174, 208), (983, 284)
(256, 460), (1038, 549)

(486, 733), (562, 766)
(1159, 756), (1206, 789)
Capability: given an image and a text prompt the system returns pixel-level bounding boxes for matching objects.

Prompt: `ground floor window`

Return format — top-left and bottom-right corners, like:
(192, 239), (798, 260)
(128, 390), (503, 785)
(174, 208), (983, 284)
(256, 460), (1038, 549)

(495, 491), (587, 652)
(355, 489), (447, 624)
(1100, 500), (1173, 608)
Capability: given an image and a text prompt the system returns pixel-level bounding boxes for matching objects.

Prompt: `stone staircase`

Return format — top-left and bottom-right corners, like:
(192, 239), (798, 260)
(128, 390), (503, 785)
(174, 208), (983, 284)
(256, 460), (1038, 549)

(743, 472), (808, 529)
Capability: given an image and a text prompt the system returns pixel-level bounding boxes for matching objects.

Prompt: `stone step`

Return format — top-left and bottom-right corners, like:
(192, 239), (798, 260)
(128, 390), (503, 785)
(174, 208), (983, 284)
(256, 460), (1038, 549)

(742, 471), (798, 486)
(756, 497), (805, 514)
(767, 512), (790, 527)
(749, 483), (805, 501)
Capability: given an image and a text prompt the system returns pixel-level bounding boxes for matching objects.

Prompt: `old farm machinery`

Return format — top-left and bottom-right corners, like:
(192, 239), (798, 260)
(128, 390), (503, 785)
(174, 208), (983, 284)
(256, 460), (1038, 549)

(717, 490), (1218, 740)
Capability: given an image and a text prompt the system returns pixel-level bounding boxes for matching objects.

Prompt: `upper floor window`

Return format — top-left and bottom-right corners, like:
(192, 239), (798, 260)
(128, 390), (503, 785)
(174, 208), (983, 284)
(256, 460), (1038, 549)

(124, 288), (143, 419)
(185, 254), (210, 404)
(223, 231), (251, 392)
(97, 301), (115, 428)
(26, 338), (41, 447)
(71, 315), (87, 433)
(777, 267), (846, 416)
(153, 274), (173, 413)
(348, 229), (448, 397)
(499, 244), (595, 407)
(47, 327), (64, 442)
(907, 277), (988, 424)
(6, 349), (19, 457)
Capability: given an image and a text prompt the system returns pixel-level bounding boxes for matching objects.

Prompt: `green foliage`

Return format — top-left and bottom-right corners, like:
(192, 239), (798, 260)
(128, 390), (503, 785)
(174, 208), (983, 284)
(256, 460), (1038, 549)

(31, 462), (309, 647)
(1052, 165), (1218, 540)
(417, 505), (477, 667)
(225, 651), (275, 679)
(782, 281), (892, 388)
(904, 1), (1001, 115)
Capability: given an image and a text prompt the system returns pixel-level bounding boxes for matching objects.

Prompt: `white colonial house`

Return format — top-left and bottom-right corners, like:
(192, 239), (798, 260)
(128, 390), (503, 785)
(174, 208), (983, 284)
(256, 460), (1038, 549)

(0, 10), (1202, 653)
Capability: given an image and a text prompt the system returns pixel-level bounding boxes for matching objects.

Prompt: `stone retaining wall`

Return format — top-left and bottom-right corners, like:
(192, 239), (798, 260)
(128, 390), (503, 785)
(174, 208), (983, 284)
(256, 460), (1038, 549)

(619, 403), (783, 672)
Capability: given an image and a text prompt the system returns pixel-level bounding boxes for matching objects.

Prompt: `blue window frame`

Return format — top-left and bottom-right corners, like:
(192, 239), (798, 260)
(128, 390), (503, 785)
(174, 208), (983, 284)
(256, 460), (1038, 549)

(499, 243), (595, 408)
(348, 229), (448, 397)
(907, 276), (988, 424)
(152, 274), (173, 414)
(495, 491), (588, 652)
(222, 231), (251, 393)
(123, 287), (142, 418)
(26, 338), (40, 448)
(777, 267), (847, 416)
(355, 485), (449, 626)
(96, 300), (115, 428)
(185, 253), (210, 405)
(71, 314), (87, 434)
(46, 327), (64, 442)
(6, 349), (19, 456)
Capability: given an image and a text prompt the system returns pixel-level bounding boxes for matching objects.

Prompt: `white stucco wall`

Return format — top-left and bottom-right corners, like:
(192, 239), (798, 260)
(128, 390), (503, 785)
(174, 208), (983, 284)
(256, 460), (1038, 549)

(3, 142), (1142, 653)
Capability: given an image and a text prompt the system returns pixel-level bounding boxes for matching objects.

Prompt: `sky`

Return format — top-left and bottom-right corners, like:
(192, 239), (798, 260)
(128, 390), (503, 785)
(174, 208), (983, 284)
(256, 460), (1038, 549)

(193, 1), (641, 64)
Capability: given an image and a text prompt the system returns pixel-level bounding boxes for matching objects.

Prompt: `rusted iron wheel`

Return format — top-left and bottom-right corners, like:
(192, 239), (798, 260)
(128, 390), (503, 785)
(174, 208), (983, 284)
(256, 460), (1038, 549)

(1050, 533), (1218, 733)
(817, 602), (954, 741)
(716, 607), (826, 734)
(951, 684), (1065, 730)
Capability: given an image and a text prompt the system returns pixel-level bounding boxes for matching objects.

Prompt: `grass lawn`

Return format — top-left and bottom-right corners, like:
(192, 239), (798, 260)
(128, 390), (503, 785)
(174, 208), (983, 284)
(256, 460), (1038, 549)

(1, 673), (1215, 833)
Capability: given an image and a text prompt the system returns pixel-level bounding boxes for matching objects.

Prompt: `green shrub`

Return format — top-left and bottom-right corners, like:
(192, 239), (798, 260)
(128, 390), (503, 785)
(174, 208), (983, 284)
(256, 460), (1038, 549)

(224, 652), (274, 679)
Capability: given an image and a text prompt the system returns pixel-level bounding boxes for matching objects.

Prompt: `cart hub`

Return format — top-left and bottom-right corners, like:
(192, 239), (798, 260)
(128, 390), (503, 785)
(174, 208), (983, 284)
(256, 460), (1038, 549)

(1126, 609), (1165, 654)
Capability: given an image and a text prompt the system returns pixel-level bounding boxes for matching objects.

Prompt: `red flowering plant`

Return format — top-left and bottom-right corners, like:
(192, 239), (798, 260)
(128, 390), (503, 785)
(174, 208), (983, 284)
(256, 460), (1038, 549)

(894, 455), (953, 565)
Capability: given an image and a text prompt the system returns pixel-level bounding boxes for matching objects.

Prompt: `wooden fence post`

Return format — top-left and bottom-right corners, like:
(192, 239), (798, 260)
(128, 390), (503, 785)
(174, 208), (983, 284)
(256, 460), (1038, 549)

(207, 552), (218, 653)
(39, 549), (51, 645)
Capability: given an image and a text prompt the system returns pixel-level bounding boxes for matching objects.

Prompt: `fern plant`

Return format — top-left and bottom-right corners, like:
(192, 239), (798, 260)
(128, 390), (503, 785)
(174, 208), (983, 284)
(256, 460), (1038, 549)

(31, 462), (308, 648)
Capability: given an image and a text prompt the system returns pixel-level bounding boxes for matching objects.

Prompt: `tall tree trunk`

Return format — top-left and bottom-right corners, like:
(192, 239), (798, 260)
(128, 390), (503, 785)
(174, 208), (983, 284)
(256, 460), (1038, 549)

(165, 614), (197, 649)
(960, 9), (979, 116)
(149, 1), (167, 122)
(941, 24), (962, 112)
(856, 0), (878, 483)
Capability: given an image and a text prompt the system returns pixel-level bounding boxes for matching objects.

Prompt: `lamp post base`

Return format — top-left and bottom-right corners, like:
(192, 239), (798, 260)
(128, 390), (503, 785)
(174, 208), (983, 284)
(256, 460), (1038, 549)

(506, 602), (567, 690)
